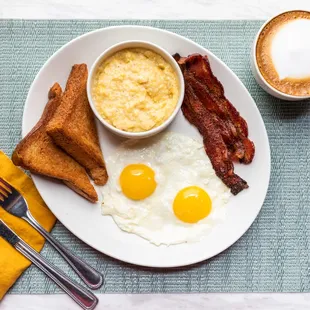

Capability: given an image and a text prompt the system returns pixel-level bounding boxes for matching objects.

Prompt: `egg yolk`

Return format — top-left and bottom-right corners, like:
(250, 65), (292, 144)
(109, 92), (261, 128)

(119, 164), (157, 200)
(173, 186), (212, 224)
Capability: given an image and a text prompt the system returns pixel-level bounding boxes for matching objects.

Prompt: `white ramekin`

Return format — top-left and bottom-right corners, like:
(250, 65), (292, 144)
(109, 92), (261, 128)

(250, 10), (310, 101)
(87, 40), (185, 139)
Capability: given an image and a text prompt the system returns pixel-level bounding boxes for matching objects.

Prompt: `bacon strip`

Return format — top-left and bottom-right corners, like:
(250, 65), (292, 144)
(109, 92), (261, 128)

(177, 54), (255, 164)
(174, 53), (255, 195)
(183, 84), (248, 195)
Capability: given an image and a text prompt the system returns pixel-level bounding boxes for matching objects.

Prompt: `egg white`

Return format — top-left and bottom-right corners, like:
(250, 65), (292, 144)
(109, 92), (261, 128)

(101, 132), (231, 246)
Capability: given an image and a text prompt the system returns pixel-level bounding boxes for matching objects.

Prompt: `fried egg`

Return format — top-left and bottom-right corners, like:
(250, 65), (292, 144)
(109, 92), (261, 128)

(101, 132), (231, 246)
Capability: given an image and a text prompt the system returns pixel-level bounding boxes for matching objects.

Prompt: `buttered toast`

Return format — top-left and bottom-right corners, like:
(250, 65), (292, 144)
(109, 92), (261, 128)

(12, 83), (98, 203)
(46, 64), (108, 186)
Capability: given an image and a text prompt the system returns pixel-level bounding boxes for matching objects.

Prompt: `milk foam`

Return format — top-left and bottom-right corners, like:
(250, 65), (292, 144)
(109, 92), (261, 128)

(271, 19), (310, 80)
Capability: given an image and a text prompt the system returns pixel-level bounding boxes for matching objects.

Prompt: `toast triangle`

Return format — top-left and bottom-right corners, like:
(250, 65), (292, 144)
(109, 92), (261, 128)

(46, 64), (108, 186)
(12, 83), (98, 203)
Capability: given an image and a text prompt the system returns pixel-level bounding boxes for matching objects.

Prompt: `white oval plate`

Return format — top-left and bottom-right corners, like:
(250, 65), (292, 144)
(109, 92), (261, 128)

(23, 26), (270, 268)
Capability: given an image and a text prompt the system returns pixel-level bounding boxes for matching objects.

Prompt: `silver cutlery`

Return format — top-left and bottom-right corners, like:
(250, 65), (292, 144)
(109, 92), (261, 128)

(0, 177), (103, 289)
(0, 220), (98, 310)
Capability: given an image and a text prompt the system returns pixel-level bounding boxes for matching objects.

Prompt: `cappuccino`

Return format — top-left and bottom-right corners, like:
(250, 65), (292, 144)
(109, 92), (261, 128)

(256, 10), (310, 96)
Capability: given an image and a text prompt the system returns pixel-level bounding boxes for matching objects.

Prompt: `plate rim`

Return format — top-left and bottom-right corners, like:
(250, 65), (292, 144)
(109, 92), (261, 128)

(22, 25), (271, 268)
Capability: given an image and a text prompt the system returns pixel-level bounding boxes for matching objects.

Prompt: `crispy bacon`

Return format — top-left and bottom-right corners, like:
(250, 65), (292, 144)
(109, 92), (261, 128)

(174, 53), (255, 195)
(183, 84), (248, 195)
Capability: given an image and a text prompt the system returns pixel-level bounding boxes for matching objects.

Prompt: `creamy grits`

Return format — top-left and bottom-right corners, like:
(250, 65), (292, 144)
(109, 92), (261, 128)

(92, 48), (179, 132)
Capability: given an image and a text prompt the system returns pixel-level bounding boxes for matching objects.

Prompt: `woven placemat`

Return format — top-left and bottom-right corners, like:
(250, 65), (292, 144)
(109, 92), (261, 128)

(1, 20), (310, 293)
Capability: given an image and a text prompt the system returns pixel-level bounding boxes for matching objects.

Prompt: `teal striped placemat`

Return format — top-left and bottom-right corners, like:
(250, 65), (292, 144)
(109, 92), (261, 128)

(1, 20), (310, 293)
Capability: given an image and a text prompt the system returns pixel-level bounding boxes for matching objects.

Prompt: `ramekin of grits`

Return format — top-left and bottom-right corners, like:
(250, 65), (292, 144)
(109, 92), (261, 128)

(87, 41), (185, 139)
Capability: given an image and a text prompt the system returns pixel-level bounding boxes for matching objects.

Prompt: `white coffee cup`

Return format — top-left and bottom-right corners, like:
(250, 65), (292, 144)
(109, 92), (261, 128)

(251, 10), (310, 101)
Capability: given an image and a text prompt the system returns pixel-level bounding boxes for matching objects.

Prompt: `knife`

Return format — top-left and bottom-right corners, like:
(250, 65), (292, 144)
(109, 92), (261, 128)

(0, 220), (98, 310)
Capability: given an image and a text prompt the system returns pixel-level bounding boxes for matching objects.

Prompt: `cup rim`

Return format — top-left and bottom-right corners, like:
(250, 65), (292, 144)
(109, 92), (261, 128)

(87, 40), (185, 139)
(252, 9), (310, 100)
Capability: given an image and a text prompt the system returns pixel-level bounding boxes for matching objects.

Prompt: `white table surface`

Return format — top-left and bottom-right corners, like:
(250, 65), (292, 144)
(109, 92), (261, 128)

(1, 0), (310, 309)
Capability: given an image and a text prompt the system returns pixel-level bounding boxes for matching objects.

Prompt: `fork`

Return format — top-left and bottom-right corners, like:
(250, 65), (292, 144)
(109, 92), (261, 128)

(0, 177), (103, 290)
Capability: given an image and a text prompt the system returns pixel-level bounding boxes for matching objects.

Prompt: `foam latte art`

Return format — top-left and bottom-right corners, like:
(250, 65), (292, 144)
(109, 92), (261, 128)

(256, 11), (310, 96)
(271, 19), (310, 80)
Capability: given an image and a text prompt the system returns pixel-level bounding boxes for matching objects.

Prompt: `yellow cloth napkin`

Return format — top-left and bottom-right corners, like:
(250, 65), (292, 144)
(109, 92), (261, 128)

(0, 151), (56, 300)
